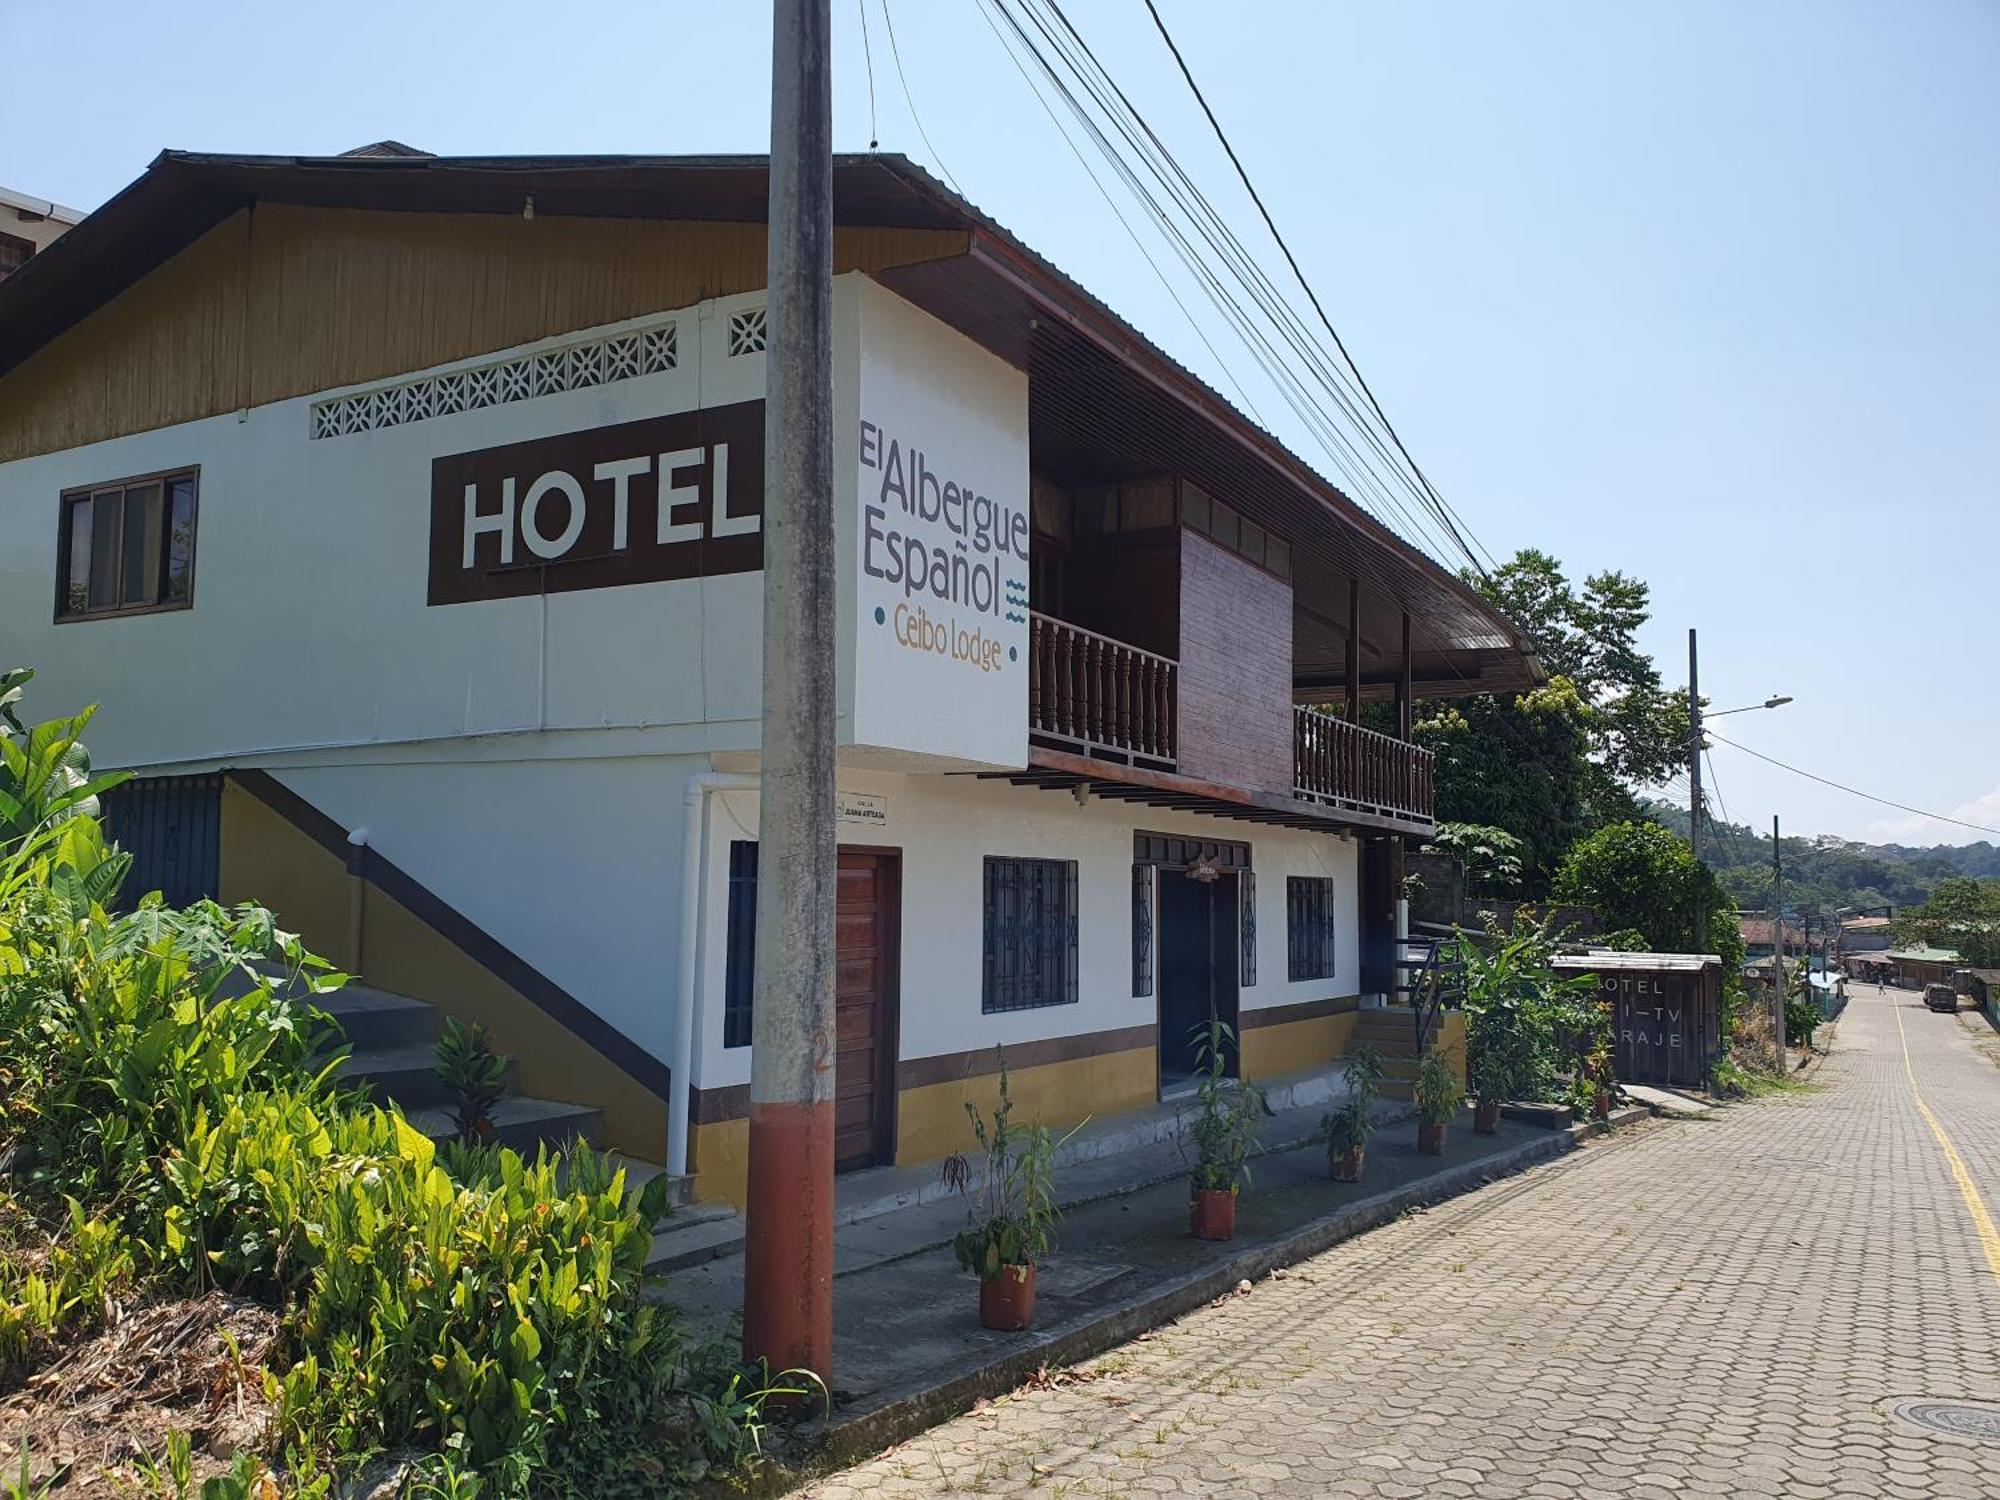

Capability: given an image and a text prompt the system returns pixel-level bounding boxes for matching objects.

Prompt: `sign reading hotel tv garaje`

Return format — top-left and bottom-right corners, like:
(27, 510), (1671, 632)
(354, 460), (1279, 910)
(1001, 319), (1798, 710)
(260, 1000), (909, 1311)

(428, 401), (764, 605)
(849, 285), (1030, 768)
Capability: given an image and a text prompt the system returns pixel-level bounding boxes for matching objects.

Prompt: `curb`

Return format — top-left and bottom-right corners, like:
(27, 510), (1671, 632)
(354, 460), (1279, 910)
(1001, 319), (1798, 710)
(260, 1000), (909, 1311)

(758, 1104), (1651, 1486)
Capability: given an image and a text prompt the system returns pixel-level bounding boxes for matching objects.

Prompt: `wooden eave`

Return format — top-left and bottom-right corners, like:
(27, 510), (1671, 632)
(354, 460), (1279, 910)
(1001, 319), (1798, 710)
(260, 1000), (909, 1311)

(989, 748), (1435, 839)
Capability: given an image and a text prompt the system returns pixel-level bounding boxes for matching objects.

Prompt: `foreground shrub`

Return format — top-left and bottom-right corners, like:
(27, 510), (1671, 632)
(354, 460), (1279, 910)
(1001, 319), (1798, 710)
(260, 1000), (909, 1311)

(0, 678), (785, 1494)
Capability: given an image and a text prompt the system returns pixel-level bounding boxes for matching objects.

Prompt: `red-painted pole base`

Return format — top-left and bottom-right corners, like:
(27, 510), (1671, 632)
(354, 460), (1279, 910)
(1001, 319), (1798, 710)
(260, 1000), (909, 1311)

(743, 1097), (836, 1389)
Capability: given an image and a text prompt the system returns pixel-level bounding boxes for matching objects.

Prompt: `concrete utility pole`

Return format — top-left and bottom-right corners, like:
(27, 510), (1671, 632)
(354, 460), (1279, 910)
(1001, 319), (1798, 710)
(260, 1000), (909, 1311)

(1687, 629), (1702, 864)
(1771, 815), (1785, 1056)
(744, 0), (837, 1386)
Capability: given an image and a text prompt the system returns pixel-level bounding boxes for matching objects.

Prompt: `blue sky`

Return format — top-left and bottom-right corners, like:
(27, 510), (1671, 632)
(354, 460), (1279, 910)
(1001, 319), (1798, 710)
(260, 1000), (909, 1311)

(4, 0), (1995, 845)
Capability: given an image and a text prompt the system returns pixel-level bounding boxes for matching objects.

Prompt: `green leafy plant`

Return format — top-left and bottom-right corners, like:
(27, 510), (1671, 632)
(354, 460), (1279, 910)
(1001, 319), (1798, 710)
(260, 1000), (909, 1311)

(945, 1051), (1066, 1279)
(1178, 1021), (1263, 1194)
(0, 679), (790, 1496)
(1321, 1048), (1383, 1157)
(435, 1018), (509, 1144)
(1456, 912), (1600, 1108)
(1424, 822), (1525, 896)
(1413, 1047), (1464, 1127)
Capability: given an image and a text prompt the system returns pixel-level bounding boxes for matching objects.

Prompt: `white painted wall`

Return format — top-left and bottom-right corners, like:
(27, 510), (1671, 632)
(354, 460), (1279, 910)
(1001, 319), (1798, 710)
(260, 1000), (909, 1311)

(692, 769), (1359, 1091)
(279, 751), (695, 1060)
(0, 276), (1028, 779)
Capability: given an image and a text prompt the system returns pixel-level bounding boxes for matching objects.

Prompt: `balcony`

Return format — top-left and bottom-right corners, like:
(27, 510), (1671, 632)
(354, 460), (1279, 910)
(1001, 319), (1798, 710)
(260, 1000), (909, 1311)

(1028, 612), (1178, 770)
(1293, 705), (1435, 825)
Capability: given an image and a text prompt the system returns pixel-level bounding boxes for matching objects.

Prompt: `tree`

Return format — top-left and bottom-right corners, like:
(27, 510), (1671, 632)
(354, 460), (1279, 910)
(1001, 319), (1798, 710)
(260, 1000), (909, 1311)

(1419, 678), (1620, 895)
(1423, 822), (1525, 896)
(1896, 877), (2000, 967)
(1552, 820), (1743, 970)
(1416, 550), (1688, 895)
(1475, 550), (1690, 788)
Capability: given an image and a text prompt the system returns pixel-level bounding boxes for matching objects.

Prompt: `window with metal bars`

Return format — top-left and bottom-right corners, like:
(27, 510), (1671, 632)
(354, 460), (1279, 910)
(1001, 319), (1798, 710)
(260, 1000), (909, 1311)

(1287, 876), (1338, 982)
(982, 856), (1079, 1013)
(722, 841), (758, 1047)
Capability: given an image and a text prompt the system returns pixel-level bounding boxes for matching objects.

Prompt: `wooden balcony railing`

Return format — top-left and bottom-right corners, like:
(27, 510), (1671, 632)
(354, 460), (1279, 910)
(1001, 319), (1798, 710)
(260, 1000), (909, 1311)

(1029, 612), (1178, 769)
(1293, 705), (1436, 824)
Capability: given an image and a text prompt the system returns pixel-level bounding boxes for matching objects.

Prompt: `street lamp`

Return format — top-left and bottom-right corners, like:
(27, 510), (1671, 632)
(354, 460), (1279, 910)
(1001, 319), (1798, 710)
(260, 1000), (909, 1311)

(1706, 695), (1794, 719)
(1688, 627), (1792, 867)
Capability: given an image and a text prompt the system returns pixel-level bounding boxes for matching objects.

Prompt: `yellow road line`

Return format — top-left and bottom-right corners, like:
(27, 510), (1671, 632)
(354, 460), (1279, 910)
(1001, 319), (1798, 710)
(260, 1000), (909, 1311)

(1892, 997), (2000, 1287)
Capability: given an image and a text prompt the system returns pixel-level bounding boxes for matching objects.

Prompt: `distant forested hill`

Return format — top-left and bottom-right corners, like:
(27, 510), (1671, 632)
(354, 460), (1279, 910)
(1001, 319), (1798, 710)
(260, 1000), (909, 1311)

(1642, 800), (1994, 922)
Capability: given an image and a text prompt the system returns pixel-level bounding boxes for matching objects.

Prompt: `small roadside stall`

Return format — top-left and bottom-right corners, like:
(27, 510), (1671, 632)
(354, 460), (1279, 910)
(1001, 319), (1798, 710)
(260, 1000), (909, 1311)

(1553, 951), (1725, 1092)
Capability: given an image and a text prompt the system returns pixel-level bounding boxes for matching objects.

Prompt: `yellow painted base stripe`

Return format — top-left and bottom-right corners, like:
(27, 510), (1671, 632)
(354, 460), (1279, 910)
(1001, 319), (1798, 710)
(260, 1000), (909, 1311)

(1892, 998), (2000, 1287)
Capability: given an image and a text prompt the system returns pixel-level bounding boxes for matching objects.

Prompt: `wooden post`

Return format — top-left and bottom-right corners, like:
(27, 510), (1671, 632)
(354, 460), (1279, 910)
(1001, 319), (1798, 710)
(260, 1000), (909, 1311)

(1396, 610), (1412, 741)
(1344, 578), (1360, 723)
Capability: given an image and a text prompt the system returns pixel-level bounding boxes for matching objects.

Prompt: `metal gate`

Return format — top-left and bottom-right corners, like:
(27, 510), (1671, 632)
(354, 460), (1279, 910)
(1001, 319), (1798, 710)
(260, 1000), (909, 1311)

(99, 773), (222, 910)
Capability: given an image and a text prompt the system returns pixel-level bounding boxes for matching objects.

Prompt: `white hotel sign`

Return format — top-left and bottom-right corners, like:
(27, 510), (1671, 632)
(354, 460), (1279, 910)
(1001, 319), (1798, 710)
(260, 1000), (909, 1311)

(847, 286), (1031, 769)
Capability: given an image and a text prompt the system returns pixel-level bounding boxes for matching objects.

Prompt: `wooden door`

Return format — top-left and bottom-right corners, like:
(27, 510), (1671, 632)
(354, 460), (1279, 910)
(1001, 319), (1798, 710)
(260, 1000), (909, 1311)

(834, 850), (899, 1172)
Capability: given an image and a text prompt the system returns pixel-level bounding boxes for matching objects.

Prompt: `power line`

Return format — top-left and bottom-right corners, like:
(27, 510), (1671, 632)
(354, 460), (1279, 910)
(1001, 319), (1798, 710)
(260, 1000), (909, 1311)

(856, 0), (880, 148)
(1136, 0), (1496, 577)
(880, 0), (961, 192)
(979, 0), (1481, 571)
(966, 0), (1269, 421)
(1706, 730), (2000, 839)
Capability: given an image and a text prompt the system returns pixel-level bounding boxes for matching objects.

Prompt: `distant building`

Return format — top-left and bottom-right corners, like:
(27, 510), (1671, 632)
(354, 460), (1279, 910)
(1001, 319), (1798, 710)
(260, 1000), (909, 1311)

(1850, 945), (1961, 988)
(1839, 914), (1892, 953)
(1739, 916), (1803, 961)
(0, 185), (83, 279)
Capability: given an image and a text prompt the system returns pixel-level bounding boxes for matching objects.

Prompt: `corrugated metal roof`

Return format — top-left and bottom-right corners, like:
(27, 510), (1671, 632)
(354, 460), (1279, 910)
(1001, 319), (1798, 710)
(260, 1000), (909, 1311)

(1555, 951), (1724, 971)
(1886, 946), (1962, 963)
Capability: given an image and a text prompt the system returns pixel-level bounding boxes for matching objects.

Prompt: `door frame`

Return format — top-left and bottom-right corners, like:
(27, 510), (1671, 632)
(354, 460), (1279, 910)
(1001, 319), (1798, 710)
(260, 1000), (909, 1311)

(1138, 832), (1249, 1095)
(838, 844), (903, 1171)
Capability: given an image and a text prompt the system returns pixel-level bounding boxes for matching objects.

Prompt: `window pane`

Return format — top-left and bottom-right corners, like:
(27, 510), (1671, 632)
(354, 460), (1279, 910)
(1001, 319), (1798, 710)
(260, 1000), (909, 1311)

(1238, 519), (1267, 568)
(1209, 503), (1239, 552)
(723, 841), (759, 1047)
(64, 500), (91, 615)
(88, 491), (123, 610)
(1180, 482), (1210, 534)
(1121, 478), (1175, 531)
(1266, 537), (1291, 579)
(166, 478), (196, 601)
(122, 482), (163, 607)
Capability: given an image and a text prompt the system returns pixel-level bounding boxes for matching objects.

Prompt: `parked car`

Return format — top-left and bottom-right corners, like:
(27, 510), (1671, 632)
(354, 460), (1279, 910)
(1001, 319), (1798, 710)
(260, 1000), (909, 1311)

(1923, 982), (1958, 1013)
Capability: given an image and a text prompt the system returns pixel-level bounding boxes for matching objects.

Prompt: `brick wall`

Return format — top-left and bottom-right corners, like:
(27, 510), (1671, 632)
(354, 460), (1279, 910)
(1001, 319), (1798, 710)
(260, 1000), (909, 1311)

(1175, 529), (1293, 794)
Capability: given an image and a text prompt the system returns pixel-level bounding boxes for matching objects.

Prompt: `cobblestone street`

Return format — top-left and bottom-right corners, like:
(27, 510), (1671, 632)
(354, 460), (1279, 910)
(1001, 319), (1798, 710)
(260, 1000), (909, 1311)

(804, 986), (2000, 1498)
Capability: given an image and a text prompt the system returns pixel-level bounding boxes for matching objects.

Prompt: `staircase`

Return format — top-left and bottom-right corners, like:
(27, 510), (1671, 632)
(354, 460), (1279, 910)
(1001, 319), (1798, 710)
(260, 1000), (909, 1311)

(1348, 1006), (1428, 1099)
(228, 967), (604, 1156)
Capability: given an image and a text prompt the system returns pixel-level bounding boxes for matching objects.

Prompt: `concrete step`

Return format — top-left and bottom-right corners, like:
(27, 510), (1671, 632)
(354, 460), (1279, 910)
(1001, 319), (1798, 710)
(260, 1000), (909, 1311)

(218, 966), (440, 1052)
(407, 1094), (602, 1155)
(315, 986), (438, 1052)
(647, 1202), (747, 1273)
(606, 1154), (695, 1211)
(337, 1043), (517, 1111)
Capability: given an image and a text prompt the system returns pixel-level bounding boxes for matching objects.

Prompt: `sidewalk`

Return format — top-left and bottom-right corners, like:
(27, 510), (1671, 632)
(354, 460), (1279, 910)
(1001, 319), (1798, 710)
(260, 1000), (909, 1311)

(663, 1094), (1652, 1470)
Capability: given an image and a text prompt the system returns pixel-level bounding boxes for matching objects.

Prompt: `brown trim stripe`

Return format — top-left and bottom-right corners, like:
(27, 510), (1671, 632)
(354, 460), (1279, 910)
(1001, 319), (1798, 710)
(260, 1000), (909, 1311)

(690, 1024), (1160, 1126)
(896, 1023), (1156, 1093)
(691, 1083), (751, 1126)
(1239, 994), (1359, 1030)
(228, 767), (671, 1101)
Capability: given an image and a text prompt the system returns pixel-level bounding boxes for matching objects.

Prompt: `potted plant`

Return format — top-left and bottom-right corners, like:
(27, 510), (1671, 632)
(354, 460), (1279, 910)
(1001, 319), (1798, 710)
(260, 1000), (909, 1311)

(1413, 1046), (1463, 1155)
(1179, 1020), (1263, 1240)
(1586, 1041), (1615, 1120)
(944, 1054), (1063, 1331)
(1322, 1047), (1384, 1182)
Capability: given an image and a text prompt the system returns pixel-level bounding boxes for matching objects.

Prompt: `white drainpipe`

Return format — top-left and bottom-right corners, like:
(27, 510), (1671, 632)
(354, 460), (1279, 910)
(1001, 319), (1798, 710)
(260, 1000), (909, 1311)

(1394, 895), (1410, 1007)
(669, 770), (760, 1177)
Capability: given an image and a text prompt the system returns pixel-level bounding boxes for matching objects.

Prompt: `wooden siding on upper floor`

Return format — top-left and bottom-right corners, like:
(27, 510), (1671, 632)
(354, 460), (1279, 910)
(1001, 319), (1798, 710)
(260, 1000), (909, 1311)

(0, 204), (970, 463)
(1176, 528), (1294, 794)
